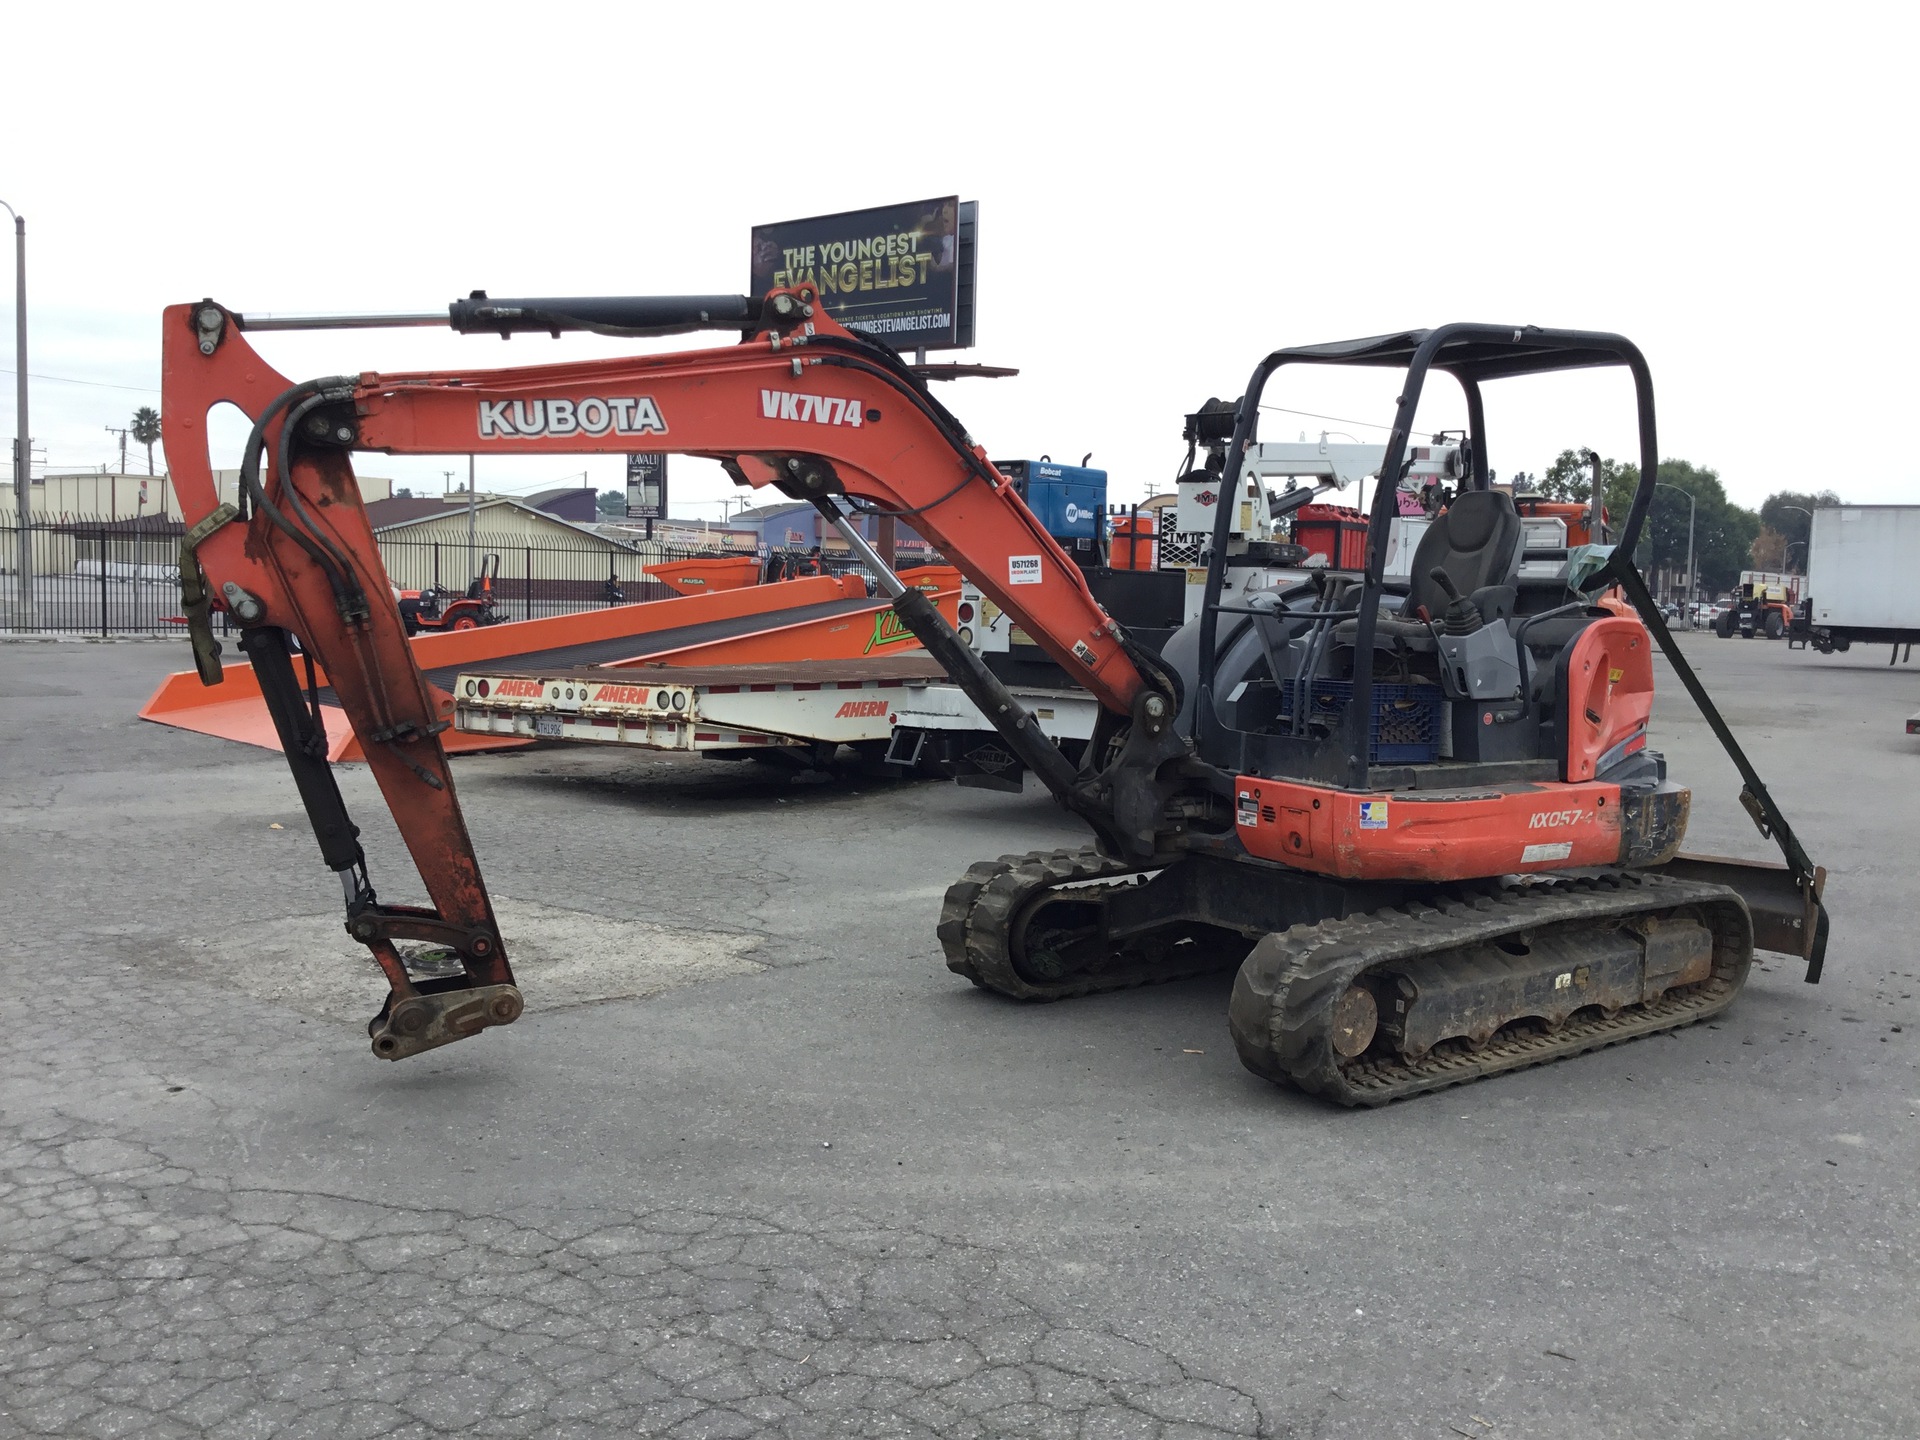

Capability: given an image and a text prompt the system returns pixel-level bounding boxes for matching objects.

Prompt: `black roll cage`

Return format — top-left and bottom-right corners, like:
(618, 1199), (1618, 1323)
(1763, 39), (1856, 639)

(1187, 324), (1824, 959)
(1194, 324), (1662, 791)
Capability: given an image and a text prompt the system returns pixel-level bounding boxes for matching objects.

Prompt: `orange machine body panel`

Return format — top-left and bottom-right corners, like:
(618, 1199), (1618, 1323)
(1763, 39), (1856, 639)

(1236, 615), (1659, 881)
(1560, 616), (1654, 783)
(1234, 775), (1626, 880)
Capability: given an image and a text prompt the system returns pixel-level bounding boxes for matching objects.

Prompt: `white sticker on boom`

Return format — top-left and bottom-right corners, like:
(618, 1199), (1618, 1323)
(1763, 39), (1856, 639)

(1521, 841), (1574, 864)
(1008, 555), (1043, 585)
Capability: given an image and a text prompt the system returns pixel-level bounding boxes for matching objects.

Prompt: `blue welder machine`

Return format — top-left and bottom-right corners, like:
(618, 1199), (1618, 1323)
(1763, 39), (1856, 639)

(994, 458), (1108, 568)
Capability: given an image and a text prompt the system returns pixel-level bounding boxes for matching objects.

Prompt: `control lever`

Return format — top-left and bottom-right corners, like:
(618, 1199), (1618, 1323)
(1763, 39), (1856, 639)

(1429, 567), (1484, 635)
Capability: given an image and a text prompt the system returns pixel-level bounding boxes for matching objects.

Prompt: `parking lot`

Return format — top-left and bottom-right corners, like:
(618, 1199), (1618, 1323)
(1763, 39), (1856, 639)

(1, 634), (1916, 1439)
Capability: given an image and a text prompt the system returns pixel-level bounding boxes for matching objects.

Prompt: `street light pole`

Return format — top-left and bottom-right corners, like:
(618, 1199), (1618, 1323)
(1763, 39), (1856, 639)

(1776, 504), (1813, 574)
(2, 200), (29, 629)
(1581, 448), (1608, 544)
(1653, 481), (1696, 626)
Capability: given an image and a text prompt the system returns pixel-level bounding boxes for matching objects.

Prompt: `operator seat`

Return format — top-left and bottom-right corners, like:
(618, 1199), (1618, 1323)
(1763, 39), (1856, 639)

(1335, 488), (1527, 647)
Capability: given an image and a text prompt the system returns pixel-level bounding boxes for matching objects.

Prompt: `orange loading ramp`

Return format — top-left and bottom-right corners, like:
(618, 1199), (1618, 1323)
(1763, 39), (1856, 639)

(141, 571), (958, 761)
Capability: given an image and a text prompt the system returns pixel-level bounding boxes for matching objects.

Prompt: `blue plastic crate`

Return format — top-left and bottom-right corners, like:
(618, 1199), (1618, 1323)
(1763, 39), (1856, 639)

(1280, 679), (1444, 764)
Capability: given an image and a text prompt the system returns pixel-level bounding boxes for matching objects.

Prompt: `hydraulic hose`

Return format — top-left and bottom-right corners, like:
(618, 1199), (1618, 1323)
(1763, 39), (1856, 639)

(238, 377), (369, 622)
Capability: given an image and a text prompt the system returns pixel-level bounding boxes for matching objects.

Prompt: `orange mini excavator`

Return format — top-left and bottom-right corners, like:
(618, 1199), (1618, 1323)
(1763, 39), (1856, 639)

(163, 290), (1828, 1103)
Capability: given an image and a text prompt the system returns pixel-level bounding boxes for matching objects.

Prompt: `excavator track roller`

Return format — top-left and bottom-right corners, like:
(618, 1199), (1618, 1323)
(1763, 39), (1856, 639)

(1228, 872), (1751, 1106)
(941, 848), (1247, 1001)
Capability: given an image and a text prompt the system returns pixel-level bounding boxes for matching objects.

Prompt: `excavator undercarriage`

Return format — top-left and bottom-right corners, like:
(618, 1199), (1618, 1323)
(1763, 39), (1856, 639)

(939, 849), (1753, 1105)
(160, 289), (1829, 1102)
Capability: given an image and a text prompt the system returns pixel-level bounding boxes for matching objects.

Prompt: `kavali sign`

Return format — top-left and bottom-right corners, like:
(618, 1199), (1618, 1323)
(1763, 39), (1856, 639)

(625, 453), (667, 521)
(751, 197), (977, 352)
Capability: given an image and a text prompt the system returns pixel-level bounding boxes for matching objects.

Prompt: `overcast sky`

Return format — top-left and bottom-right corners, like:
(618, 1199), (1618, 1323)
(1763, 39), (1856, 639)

(7, 2), (1915, 520)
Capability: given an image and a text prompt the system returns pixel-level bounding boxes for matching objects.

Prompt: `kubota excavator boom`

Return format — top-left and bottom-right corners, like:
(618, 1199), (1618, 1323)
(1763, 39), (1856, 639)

(163, 287), (1183, 1058)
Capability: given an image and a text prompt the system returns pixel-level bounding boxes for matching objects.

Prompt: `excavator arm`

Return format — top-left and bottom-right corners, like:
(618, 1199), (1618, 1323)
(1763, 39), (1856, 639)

(163, 287), (1175, 1058)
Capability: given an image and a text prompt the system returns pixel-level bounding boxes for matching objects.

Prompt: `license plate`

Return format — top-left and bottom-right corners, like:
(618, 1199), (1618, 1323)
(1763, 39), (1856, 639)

(534, 715), (564, 739)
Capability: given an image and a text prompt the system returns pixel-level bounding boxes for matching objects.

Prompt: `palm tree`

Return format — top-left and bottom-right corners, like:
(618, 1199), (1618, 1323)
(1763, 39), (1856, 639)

(130, 407), (162, 475)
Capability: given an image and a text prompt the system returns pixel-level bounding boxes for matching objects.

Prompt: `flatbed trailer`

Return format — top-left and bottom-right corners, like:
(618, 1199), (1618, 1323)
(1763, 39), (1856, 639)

(141, 573), (884, 760)
(452, 656), (1098, 774)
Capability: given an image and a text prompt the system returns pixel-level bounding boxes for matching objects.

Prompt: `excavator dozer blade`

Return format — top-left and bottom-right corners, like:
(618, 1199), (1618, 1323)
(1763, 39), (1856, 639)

(1654, 852), (1829, 978)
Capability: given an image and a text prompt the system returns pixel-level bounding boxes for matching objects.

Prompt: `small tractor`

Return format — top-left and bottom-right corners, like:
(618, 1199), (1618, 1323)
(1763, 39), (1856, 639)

(397, 553), (505, 634)
(1717, 577), (1794, 639)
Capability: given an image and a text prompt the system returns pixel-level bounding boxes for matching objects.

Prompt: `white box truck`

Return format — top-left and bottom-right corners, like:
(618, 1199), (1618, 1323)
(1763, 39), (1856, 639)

(1797, 504), (1920, 658)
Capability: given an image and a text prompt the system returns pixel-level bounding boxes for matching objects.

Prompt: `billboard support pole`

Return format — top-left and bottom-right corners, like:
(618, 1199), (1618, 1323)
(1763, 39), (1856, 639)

(893, 345), (922, 573)
(467, 454), (476, 583)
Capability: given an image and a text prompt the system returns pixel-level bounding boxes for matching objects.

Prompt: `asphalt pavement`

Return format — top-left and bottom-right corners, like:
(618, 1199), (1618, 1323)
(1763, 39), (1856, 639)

(1, 634), (1915, 1439)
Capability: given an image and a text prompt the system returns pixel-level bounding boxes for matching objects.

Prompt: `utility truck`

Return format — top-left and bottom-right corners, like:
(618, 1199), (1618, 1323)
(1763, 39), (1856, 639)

(1792, 506), (1920, 662)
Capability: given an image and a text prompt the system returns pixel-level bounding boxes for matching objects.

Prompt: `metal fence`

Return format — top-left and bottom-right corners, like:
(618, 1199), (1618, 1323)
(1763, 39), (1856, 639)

(0, 513), (754, 636)
(376, 529), (742, 624)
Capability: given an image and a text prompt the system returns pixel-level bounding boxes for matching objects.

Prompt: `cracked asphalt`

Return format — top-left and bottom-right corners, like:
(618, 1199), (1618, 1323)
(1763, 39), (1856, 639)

(1, 638), (1916, 1438)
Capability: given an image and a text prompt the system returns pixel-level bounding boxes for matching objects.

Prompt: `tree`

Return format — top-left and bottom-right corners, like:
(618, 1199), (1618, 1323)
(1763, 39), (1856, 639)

(1750, 527), (1787, 570)
(1538, 448), (1631, 504)
(1608, 458), (1760, 596)
(1757, 489), (1840, 571)
(596, 489), (626, 516)
(129, 406), (162, 476)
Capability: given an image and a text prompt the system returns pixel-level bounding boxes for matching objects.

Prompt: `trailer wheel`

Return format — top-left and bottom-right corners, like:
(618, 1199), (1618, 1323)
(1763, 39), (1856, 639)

(1764, 611), (1785, 639)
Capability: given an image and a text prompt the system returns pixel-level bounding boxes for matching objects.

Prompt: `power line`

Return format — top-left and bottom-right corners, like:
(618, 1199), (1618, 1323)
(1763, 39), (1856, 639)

(0, 367), (159, 394)
(1256, 403), (1394, 433)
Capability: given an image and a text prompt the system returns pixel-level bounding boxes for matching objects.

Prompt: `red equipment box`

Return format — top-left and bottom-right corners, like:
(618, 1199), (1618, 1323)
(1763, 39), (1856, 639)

(1109, 511), (1157, 571)
(1291, 504), (1368, 570)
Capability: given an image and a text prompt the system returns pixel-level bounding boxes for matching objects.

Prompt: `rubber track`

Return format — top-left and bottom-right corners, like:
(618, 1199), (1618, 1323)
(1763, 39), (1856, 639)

(940, 847), (1241, 1001)
(1228, 871), (1754, 1106)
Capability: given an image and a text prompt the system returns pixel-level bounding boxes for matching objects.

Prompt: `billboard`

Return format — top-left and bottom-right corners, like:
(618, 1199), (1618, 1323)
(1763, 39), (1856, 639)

(752, 197), (977, 352)
(625, 453), (667, 521)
